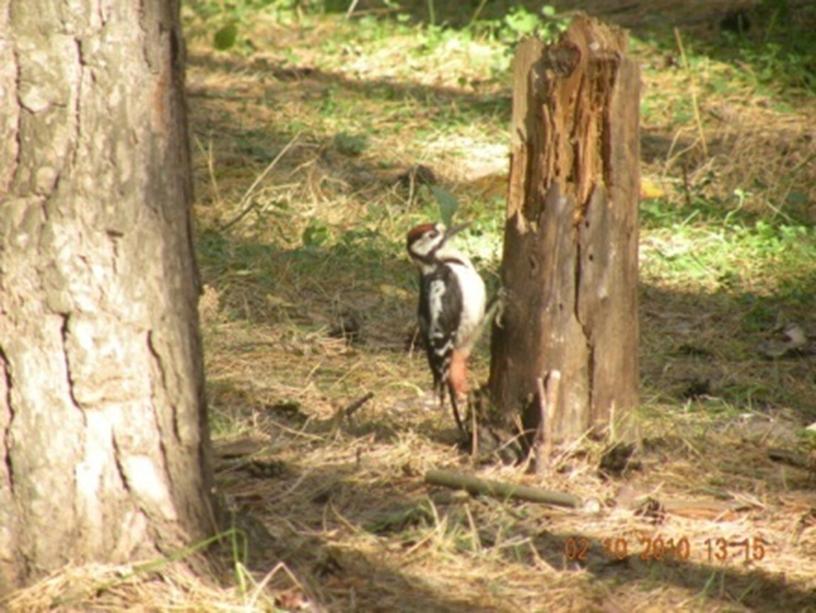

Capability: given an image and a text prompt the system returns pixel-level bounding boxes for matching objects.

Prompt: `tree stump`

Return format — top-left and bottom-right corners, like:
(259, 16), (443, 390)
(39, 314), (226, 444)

(488, 16), (640, 443)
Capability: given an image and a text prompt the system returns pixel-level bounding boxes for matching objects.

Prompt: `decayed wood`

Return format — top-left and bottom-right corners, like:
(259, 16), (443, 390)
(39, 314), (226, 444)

(533, 370), (561, 474)
(489, 15), (640, 442)
(425, 469), (581, 508)
(0, 0), (215, 591)
(535, 370), (561, 475)
(544, 370), (561, 454)
(534, 377), (547, 474)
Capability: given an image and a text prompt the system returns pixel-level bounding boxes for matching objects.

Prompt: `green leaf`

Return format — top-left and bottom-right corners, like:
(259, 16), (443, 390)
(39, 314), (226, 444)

(505, 8), (539, 35)
(302, 221), (330, 247)
(213, 23), (238, 51)
(430, 186), (459, 227)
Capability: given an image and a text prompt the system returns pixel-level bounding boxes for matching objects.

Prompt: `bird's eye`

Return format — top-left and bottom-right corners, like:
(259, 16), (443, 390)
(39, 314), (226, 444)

(430, 230), (439, 238)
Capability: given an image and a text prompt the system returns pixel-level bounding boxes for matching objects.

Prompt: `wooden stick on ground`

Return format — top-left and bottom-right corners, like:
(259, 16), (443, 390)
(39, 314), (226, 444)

(425, 468), (581, 508)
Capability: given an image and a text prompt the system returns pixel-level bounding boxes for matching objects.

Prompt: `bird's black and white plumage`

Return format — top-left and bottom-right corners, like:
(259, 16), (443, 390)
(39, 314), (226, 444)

(406, 222), (486, 430)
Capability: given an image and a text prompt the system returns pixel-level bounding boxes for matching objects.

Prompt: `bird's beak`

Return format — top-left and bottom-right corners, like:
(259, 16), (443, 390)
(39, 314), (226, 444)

(444, 222), (470, 240)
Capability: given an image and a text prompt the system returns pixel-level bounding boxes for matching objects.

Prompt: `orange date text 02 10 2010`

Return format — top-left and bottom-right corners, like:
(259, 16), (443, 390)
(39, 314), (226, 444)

(563, 536), (767, 563)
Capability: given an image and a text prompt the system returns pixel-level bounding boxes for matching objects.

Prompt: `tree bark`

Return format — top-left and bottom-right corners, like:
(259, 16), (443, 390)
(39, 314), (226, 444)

(0, 0), (215, 592)
(488, 16), (640, 443)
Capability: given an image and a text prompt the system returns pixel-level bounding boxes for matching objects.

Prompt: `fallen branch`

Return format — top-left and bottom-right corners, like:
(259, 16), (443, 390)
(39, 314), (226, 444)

(768, 447), (812, 470)
(425, 469), (581, 508)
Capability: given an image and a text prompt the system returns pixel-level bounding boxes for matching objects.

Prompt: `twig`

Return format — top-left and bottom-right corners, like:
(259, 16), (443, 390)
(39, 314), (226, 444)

(343, 6), (401, 17)
(407, 325), (421, 360)
(261, 416), (325, 441)
(469, 0), (489, 25)
(220, 132), (301, 231)
(534, 377), (547, 475)
(425, 469), (581, 508)
(673, 28), (708, 159)
(194, 136), (224, 209)
(544, 371), (560, 461)
(345, 0), (360, 19)
(336, 391), (374, 421)
(681, 159), (693, 208)
(470, 399), (478, 459)
(533, 371), (561, 474)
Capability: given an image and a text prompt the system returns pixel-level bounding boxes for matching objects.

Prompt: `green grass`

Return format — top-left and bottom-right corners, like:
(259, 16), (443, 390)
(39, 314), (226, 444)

(640, 198), (816, 297)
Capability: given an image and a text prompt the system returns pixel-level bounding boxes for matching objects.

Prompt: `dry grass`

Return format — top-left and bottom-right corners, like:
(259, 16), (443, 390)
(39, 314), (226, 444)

(204, 341), (816, 610)
(6, 1), (816, 611)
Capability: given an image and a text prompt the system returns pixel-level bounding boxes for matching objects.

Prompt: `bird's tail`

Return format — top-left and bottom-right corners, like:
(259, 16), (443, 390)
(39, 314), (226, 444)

(446, 381), (465, 432)
(446, 350), (468, 432)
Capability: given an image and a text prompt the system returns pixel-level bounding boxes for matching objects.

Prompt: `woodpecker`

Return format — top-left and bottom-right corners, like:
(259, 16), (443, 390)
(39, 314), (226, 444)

(406, 222), (486, 431)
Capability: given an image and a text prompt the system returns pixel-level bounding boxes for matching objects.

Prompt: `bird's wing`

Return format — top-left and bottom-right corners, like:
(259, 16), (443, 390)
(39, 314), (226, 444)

(421, 270), (462, 388)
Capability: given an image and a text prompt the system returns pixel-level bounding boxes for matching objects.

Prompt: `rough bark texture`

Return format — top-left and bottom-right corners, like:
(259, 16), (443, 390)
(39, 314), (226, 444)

(0, 0), (215, 591)
(488, 16), (640, 442)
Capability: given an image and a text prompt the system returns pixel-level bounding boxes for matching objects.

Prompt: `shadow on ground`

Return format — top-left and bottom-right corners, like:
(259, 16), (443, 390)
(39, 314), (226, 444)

(197, 213), (816, 423)
(214, 432), (816, 611)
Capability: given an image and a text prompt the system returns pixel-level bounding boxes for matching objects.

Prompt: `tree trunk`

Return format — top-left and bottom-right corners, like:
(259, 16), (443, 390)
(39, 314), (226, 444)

(0, 0), (215, 592)
(488, 16), (640, 443)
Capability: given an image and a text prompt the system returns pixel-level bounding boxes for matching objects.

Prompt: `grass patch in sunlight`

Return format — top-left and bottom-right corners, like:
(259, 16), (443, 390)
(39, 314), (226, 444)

(640, 197), (816, 299)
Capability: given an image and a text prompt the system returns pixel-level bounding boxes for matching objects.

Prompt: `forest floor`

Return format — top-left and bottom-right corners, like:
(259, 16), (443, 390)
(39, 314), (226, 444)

(14, 1), (816, 611)
(185, 1), (816, 611)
